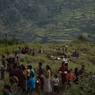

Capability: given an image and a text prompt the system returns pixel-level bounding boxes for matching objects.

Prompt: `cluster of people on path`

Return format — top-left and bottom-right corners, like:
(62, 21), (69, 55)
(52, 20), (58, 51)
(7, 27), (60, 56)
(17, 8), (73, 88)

(18, 46), (43, 56)
(0, 51), (85, 95)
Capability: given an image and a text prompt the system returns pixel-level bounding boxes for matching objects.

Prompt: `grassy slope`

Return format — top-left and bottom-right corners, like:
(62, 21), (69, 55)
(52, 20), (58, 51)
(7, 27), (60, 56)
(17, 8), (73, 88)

(0, 41), (95, 95)
(0, 40), (95, 73)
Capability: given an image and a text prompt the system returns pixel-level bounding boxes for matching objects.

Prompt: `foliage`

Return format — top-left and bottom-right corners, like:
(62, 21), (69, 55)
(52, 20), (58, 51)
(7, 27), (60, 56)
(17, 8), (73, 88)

(65, 75), (95, 95)
(0, 40), (95, 95)
(0, 0), (95, 42)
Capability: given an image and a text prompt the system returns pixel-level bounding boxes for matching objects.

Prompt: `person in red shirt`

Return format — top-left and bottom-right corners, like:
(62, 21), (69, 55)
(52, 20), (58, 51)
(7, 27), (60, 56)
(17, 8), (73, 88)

(66, 69), (76, 88)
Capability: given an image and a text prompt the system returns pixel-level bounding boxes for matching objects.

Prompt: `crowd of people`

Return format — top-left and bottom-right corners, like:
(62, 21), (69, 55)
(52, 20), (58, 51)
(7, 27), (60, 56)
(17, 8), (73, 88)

(0, 46), (86, 95)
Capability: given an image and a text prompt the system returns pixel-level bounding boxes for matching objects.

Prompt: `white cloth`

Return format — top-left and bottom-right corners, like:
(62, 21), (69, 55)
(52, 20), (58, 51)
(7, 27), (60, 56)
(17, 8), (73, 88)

(43, 76), (52, 93)
(52, 78), (59, 86)
(63, 58), (68, 63)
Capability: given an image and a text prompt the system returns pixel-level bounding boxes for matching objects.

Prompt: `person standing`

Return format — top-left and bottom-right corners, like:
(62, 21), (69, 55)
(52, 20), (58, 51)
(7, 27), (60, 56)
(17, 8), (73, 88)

(43, 65), (52, 95)
(27, 72), (36, 95)
(37, 62), (45, 95)
(0, 64), (5, 80)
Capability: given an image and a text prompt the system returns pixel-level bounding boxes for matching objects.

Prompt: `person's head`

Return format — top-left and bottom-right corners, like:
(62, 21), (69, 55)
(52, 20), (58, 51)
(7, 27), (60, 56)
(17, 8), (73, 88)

(30, 72), (35, 78)
(16, 56), (19, 59)
(81, 65), (85, 70)
(54, 74), (58, 78)
(28, 65), (32, 70)
(62, 62), (65, 66)
(13, 64), (17, 69)
(39, 62), (42, 67)
(64, 54), (67, 58)
(81, 65), (85, 68)
(65, 63), (68, 68)
(75, 67), (78, 71)
(21, 64), (26, 71)
(46, 65), (51, 70)
(2, 55), (5, 58)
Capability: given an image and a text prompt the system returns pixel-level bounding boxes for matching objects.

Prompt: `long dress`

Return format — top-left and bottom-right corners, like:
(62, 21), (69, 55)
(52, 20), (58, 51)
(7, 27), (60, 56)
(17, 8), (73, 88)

(43, 70), (52, 93)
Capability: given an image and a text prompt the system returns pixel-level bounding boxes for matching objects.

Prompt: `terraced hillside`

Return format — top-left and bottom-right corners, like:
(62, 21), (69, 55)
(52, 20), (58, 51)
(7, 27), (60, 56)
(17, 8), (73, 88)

(0, 0), (95, 42)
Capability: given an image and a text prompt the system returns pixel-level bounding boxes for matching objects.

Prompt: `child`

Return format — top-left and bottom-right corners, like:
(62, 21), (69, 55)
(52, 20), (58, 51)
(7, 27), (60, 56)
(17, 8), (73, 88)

(52, 74), (59, 93)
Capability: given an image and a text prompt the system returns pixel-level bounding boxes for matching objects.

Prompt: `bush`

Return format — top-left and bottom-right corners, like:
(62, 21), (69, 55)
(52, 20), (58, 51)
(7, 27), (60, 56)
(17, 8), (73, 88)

(65, 74), (95, 95)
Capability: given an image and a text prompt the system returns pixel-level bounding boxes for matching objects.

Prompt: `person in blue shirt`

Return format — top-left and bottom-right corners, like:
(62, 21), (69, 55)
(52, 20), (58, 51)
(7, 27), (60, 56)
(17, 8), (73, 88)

(27, 71), (36, 95)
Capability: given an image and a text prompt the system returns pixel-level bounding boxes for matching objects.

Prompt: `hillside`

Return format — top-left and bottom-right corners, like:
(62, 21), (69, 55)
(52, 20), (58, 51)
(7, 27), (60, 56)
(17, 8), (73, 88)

(0, 0), (95, 42)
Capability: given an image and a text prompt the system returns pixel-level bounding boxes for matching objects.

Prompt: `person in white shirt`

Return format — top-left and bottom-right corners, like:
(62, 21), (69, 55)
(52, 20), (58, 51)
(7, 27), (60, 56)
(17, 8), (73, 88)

(62, 57), (68, 64)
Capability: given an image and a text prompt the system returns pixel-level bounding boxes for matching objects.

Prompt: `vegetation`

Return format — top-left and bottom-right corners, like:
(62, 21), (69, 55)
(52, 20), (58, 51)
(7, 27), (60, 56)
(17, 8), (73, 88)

(65, 74), (95, 95)
(0, 40), (95, 72)
(0, 40), (95, 95)
(0, 0), (95, 94)
(0, 0), (95, 42)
